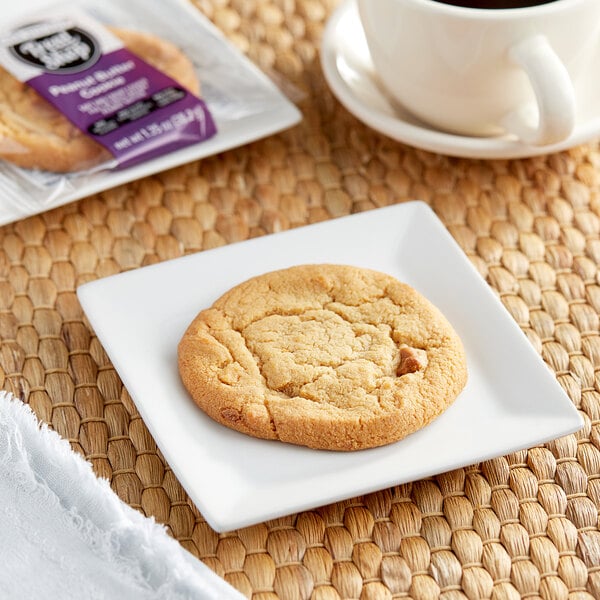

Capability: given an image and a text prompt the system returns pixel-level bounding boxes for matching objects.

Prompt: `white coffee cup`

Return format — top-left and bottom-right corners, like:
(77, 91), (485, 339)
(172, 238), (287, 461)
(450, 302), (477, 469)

(357, 0), (600, 146)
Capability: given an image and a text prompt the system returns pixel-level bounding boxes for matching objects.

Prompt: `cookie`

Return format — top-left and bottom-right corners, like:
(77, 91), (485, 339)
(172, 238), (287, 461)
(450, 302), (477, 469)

(178, 264), (468, 451)
(0, 28), (200, 172)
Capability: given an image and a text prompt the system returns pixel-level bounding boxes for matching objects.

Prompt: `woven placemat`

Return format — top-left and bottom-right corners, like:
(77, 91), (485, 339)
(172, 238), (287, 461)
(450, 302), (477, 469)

(2, 0), (600, 597)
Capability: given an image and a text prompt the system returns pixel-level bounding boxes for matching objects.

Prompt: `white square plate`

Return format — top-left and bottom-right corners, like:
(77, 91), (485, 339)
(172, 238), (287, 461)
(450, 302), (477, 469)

(77, 202), (583, 532)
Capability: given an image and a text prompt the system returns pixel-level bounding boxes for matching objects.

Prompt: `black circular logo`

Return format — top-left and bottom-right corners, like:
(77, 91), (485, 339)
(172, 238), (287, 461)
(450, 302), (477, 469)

(10, 26), (100, 73)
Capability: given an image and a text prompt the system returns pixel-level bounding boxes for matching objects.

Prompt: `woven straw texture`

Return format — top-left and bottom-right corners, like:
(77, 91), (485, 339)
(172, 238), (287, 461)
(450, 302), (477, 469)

(2, 0), (600, 597)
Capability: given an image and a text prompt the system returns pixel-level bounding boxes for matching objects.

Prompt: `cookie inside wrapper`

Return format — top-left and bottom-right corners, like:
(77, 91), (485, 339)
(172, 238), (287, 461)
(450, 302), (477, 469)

(0, 8), (216, 170)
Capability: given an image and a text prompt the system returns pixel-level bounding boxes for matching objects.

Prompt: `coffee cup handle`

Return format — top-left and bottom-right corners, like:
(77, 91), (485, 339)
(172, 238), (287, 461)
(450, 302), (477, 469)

(501, 35), (575, 146)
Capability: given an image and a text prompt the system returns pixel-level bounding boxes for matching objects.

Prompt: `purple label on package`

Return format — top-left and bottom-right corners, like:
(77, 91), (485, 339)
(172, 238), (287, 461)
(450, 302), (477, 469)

(27, 47), (216, 168)
(0, 10), (216, 170)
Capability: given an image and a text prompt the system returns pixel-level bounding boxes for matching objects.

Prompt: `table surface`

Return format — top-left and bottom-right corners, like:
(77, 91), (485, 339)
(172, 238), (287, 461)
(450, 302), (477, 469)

(3, 1), (600, 598)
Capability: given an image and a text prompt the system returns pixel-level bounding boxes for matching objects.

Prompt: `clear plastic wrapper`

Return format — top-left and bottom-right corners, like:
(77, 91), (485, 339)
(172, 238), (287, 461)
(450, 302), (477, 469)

(0, 0), (301, 224)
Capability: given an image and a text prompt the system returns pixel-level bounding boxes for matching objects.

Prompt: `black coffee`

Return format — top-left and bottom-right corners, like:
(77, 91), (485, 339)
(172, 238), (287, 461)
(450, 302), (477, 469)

(433, 0), (557, 8)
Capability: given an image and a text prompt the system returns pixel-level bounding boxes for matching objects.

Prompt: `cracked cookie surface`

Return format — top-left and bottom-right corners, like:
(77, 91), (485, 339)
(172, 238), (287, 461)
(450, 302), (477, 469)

(0, 28), (200, 172)
(178, 264), (467, 451)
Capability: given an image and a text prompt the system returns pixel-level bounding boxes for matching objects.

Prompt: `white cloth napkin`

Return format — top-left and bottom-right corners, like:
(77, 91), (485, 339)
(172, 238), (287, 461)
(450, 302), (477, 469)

(0, 391), (244, 600)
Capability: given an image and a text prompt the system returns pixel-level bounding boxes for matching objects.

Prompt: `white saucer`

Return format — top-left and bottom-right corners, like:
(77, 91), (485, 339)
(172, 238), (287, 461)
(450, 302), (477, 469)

(321, 0), (600, 159)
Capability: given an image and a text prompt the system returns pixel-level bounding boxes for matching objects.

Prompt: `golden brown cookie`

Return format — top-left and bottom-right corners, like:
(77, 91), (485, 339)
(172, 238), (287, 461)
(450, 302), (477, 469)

(178, 264), (468, 451)
(0, 28), (200, 172)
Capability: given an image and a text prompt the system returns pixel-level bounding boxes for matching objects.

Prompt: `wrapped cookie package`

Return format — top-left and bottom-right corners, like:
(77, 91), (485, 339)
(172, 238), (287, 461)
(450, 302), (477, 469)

(0, 0), (301, 225)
